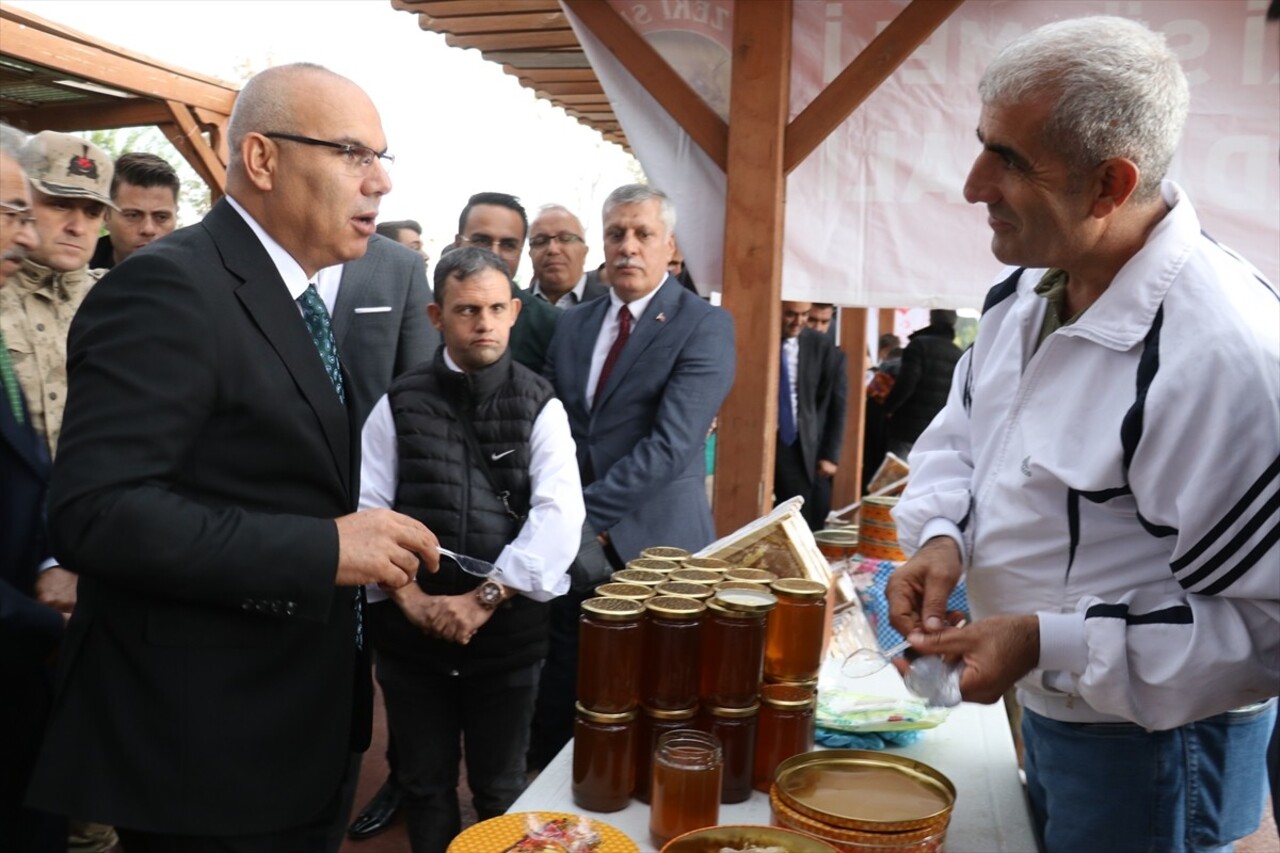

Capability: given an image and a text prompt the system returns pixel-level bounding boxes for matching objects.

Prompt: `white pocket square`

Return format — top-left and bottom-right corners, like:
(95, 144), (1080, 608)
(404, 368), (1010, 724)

(353, 306), (392, 314)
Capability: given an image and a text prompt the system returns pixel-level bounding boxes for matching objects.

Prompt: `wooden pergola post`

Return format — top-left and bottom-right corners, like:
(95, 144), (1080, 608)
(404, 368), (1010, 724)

(713, 0), (793, 531)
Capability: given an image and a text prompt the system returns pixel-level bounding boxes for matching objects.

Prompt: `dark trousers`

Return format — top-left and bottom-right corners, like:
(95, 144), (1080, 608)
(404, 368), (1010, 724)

(774, 437), (823, 529)
(527, 586), (594, 771)
(377, 655), (540, 853)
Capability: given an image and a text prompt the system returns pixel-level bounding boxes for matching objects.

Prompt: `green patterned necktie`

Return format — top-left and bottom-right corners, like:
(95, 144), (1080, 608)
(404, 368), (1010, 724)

(297, 283), (345, 404)
(297, 284), (361, 648)
(0, 326), (24, 424)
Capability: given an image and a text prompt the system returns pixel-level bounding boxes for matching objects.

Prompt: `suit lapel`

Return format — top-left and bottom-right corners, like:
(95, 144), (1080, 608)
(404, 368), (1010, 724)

(207, 202), (352, 496)
(331, 243), (383, 347)
(566, 296), (608, 413)
(593, 277), (681, 413)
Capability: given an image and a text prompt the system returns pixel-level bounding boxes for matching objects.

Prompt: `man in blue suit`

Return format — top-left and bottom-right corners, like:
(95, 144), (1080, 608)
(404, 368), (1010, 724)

(546, 184), (735, 565)
(0, 124), (65, 853)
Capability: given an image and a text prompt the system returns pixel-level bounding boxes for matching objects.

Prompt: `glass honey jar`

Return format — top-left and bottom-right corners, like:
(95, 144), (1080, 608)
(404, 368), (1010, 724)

(698, 588), (776, 709)
(724, 567), (778, 585)
(626, 557), (681, 575)
(572, 703), (636, 812)
(752, 683), (816, 792)
(702, 702), (759, 803)
(641, 545), (692, 563)
(593, 582), (654, 602)
(653, 580), (715, 601)
(610, 568), (666, 589)
(764, 578), (829, 683)
(649, 729), (722, 845)
(634, 704), (698, 803)
(641, 596), (705, 710)
(577, 597), (644, 713)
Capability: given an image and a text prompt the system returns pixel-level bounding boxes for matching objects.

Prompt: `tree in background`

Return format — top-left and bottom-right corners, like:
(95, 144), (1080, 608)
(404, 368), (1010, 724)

(86, 126), (211, 222)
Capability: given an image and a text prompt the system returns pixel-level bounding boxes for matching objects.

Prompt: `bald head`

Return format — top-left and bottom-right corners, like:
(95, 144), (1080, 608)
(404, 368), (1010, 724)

(228, 63), (359, 175)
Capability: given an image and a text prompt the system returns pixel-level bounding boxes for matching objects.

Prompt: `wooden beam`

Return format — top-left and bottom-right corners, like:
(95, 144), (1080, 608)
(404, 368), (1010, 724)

(783, 0), (964, 174)
(831, 308), (870, 511)
(444, 30), (579, 50)
(421, 11), (567, 33)
(714, 0), (792, 534)
(563, 0), (727, 171)
(0, 9), (236, 114)
(412, 0), (561, 14)
(878, 308), (896, 342)
(3, 99), (171, 132)
(161, 101), (226, 196)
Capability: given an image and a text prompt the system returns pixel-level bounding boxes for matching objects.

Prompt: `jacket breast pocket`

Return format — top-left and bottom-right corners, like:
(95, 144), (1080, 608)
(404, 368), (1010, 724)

(147, 604), (279, 648)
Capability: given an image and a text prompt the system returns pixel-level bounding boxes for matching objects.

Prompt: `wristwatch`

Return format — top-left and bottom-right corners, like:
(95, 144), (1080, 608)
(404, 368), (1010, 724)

(475, 580), (504, 610)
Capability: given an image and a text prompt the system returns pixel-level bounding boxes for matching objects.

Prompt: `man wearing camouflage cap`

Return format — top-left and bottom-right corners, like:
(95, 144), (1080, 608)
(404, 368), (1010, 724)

(0, 131), (115, 458)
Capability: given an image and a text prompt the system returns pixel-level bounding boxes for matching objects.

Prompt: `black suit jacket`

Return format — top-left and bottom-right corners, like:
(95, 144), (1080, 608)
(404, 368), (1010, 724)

(27, 199), (368, 836)
(786, 328), (848, 484)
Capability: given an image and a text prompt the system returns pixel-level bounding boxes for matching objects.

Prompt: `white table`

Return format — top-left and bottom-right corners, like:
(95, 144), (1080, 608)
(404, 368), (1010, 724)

(510, 695), (1037, 852)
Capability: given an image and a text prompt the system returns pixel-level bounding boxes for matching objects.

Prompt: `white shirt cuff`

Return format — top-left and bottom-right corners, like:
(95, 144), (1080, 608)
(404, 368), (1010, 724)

(918, 517), (967, 564)
(1037, 610), (1088, 674)
(495, 544), (571, 602)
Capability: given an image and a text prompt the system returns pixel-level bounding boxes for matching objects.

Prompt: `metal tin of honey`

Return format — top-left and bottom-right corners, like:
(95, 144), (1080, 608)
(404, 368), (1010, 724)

(772, 749), (955, 833)
(594, 582), (655, 601)
(724, 567), (778, 585)
(641, 546), (692, 561)
(610, 568), (667, 587)
(654, 580), (716, 600)
(668, 568), (724, 586)
(683, 557), (731, 571)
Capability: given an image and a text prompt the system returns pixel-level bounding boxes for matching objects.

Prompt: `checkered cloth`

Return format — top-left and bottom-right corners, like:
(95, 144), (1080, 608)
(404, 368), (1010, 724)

(856, 558), (970, 651)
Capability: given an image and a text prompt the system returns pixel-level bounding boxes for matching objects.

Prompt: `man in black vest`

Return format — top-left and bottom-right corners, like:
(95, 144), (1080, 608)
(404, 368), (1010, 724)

(360, 247), (584, 853)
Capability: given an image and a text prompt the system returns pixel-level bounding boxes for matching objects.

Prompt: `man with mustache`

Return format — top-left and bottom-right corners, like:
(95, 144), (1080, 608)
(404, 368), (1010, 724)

(887, 17), (1277, 852)
(26, 63), (437, 851)
(0, 120), (62, 853)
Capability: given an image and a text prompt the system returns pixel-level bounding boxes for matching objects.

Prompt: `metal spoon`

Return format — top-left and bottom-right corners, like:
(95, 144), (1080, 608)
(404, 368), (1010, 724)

(437, 546), (500, 578)
(841, 638), (912, 677)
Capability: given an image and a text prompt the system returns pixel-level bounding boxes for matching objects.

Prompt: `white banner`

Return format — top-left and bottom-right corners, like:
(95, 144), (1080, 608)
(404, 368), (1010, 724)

(568, 0), (1278, 308)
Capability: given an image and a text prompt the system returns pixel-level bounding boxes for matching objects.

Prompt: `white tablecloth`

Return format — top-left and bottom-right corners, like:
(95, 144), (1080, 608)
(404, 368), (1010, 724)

(510, 694), (1038, 852)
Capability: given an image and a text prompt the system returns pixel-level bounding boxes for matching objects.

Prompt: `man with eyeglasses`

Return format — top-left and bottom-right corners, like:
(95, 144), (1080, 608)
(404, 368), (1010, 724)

(26, 63), (437, 852)
(528, 204), (606, 309)
(0, 121), (65, 853)
(452, 192), (559, 373)
(0, 131), (115, 459)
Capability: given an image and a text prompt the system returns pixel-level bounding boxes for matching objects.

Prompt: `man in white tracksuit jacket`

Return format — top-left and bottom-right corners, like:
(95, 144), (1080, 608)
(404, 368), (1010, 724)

(887, 16), (1278, 853)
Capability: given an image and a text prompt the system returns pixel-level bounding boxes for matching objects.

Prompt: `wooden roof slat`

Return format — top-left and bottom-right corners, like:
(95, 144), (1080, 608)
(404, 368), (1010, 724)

(443, 30), (580, 51)
(525, 80), (604, 96)
(484, 50), (591, 68)
(506, 66), (598, 83)
(4, 98), (170, 133)
(542, 93), (610, 107)
(420, 11), (567, 33)
(395, 0), (561, 14)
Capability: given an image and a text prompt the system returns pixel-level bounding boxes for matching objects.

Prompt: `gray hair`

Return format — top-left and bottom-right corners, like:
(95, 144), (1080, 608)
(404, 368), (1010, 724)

(603, 184), (676, 234)
(979, 16), (1189, 203)
(432, 246), (513, 304)
(227, 62), (333, 170)
(0, 121), (26, 162)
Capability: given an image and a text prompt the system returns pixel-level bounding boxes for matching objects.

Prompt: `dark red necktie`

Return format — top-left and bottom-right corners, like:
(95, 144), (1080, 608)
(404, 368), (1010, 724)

(594, 306), (632, 407)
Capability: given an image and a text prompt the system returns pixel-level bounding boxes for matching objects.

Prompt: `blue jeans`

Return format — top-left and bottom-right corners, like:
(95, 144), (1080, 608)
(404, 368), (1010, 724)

(1022, 701), (1275, 853)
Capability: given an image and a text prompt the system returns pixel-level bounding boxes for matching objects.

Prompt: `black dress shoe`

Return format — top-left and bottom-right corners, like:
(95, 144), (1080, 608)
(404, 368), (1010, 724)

(347, 778), (403, 839)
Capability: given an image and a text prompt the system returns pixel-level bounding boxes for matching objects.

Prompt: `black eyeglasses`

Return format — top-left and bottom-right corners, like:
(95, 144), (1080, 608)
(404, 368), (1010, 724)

(0, 202), (37, 229)
(464, 234), (523, 254)
(263, 132), (394, 175)
(528, 232), (585, 250)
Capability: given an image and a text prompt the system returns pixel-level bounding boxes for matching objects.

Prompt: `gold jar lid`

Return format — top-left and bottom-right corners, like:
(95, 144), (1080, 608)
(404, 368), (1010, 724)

(580, 596), (644, 621)
(770, 577), (828, 599)
(710, 587), (777, 614)
(594, 582), (655, 601)
(715, 580), (771, 594)
(706, 701), (761, 718)
(668, 568), (724, 585)
(610, 568), (666, 587)
(575, 702), (638, 724)
(684, 557), (731, 571)
(641, 546), (692, 561)
(654, 580), (715, 600)
(627, 557), (681, 573)
(761, 683), (817, 709)
(641, 703), (699, 721)
(725, 567), (778, 584)
(644, 595), (707, 619)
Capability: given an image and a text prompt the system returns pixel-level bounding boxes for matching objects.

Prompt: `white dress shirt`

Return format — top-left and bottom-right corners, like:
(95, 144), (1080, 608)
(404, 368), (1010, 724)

(360, 350), (584, 603)
(584, 284), (662, 408)
(226, 197), (346, 312)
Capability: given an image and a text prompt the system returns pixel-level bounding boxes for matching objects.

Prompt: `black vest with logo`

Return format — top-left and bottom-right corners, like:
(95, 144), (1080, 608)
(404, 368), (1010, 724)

(369, 348), (555, 676)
